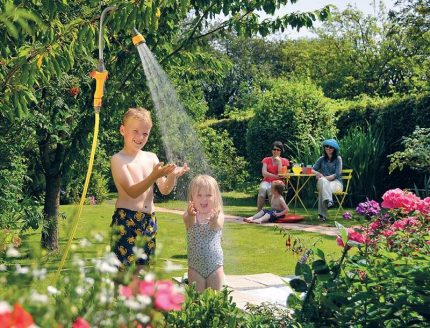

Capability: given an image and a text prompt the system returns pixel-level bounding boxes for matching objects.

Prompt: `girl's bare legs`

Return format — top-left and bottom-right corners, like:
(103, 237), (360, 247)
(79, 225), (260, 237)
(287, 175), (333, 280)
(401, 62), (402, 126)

(206, 266), (224, 291)
(188, 267), (206, 293)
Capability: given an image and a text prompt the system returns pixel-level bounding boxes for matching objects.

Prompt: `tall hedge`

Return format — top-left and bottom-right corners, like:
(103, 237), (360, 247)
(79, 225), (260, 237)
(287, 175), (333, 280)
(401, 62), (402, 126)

(336, 93), (430, 197)
(246, 79), (336, 176)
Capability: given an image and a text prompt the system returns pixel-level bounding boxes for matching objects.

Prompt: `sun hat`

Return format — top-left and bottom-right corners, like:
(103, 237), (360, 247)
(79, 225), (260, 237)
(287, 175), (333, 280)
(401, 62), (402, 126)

(322, 139), (340, 151)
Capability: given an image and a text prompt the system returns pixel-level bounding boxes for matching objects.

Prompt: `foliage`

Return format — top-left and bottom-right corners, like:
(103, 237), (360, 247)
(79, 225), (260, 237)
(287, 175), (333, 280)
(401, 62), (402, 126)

(242, 302), (299, 328)
(340, 124), (386, 201)
(287, 188), (430, 327)
(0, 121), (43, 231)
(246, 78), (336, 175)
(388, 126), (430, 174)
(164, 287), (242, 327)
(198, 126), (248, 191)
(207, 115), (252, 158)
(0, 234), (185, 327)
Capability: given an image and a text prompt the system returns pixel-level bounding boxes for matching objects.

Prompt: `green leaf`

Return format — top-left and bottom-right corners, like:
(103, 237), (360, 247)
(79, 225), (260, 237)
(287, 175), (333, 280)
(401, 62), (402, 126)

(290, 278), (308, 292)
(312, 259), (330, 274)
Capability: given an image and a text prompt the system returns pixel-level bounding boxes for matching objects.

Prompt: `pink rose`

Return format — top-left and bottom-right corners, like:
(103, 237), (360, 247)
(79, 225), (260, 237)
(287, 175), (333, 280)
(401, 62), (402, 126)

(73, 317), (91, 328)
(336, 235), (345, 247)
(348, 228), (367, 244)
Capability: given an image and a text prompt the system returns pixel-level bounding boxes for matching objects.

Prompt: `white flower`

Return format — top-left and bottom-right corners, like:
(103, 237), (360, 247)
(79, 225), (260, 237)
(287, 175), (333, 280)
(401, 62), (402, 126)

(75, 286), (85, 296)
(15, 264), (29, 274)
(124, 299), (145, 310)
(136, 313), (150, 324)
(164, 260), (183, 272)
(136, 294), (151, 306)
(93, 252), (121, 273)
(32, 268), (47, 280)
(79, 238), (92, 247)
(72, 255), (86, 267)
(132, 246), (148, 260)
(92, 232), (104, 242)
(29, 290), (49, 304)
(84, 277), (95, 286)
(144, 272), (155, 282)
(0, 264), (7, 271)
(47, 286), (60, 295)
(0, 301), (11, 314)
(6, 247), (20, 258)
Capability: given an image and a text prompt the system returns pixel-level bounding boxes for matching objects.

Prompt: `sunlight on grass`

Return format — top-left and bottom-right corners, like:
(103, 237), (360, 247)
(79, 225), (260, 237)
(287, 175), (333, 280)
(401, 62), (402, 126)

(12, 203), (343, 282)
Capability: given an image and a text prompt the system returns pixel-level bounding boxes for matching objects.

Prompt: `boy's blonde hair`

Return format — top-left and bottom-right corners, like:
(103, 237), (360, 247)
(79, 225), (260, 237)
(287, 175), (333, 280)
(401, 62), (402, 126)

(187, 175), (223, 214)
(122, 107), (152, 126)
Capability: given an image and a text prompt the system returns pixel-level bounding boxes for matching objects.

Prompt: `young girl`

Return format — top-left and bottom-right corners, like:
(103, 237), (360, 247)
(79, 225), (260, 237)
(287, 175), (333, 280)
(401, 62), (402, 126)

(244, 180), (289, 224)
(183, 175), (224, 293)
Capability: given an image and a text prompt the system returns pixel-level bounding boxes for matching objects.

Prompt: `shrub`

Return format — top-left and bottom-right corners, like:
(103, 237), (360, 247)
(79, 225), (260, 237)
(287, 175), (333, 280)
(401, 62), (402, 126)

(0, 234), (185, 327)
(164, 287), (243, 327)
(246, 78), (336, 176)
(287, 189), (430, 327)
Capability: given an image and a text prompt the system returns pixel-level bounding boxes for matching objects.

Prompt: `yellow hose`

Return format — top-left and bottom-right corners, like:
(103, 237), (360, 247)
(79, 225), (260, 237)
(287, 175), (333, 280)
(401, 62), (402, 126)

(51, 111), (100, 285)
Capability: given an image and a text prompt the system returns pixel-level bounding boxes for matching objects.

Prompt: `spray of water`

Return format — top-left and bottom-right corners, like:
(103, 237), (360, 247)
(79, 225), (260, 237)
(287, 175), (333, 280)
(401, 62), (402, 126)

(136, 42), (213, 197)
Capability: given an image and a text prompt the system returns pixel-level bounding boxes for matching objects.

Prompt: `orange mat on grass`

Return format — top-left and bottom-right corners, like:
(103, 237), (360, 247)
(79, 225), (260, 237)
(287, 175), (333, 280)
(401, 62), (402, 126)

(275, 214), (304, 223)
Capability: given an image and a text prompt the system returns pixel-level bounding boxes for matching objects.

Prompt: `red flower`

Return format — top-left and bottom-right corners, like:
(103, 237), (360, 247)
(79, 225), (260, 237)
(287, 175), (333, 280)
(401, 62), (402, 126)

(336, 235), (345, 247)
(0, 303), (34, 328)
(72, 317), (91, 328)
(69, 86), (80, 97)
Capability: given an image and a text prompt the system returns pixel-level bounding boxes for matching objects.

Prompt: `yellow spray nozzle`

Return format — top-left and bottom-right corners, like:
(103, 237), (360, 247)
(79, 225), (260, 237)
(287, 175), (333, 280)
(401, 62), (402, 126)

(132, 33), (145, 46)
(90, 70), (108, 109)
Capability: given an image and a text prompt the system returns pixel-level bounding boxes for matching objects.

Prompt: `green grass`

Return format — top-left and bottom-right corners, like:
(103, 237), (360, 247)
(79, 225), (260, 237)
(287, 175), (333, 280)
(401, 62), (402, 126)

(157, 190), (363, 227)
(8, 200), (344, 282)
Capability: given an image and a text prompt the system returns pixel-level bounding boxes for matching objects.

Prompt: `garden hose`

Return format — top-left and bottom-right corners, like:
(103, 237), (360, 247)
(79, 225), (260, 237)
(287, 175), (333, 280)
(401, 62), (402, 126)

(52, 7), (114, 285)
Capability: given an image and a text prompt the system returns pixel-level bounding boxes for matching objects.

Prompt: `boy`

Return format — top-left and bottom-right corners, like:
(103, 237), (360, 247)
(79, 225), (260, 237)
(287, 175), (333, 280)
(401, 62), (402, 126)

(244, 180), (289, 224)
(111, 107), (189, 269)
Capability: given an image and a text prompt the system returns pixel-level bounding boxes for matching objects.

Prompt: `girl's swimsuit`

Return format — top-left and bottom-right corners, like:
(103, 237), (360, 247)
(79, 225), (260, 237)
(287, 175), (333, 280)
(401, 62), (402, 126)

(187, 222), (223, 279)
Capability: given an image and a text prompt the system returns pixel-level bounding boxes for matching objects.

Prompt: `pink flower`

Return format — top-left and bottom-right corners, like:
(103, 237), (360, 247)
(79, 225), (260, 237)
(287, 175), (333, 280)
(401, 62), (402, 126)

(119, 285), (133, 299)
(154, 290), (185, 311)
(73, 317), (91, 328)
(369, 220), (382, 231)
(381, 188), (421, 213)
(391, 217), (420, 231)
(417, 197), (430, 215)
(348, 228), (367, 244)
(336, 235), (345, 247)
(139, 280), (156, 296)
(382, 229), (394, 237)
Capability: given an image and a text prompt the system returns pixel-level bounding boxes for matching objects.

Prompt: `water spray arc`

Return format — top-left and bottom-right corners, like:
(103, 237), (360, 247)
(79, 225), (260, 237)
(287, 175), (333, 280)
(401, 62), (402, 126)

(52, 7), (115, 285)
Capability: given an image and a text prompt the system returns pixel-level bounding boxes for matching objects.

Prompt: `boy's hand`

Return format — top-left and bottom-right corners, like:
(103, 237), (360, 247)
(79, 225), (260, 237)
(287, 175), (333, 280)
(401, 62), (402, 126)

(172, 163), (190, 178)
(187, 201), (197, 217)
(152, 162), (176, 178)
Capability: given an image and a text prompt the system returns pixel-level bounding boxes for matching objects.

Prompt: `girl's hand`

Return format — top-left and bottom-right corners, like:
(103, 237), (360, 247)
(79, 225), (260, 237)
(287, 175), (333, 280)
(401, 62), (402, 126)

(187, 201), (197, 217)
(209, 209), (219, 222)
(315, 172), (323, 179)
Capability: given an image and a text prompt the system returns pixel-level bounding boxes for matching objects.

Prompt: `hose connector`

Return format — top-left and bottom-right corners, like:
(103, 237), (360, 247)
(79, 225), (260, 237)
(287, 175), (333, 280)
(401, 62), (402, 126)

(89, 70), (108, 111)
(132, 28), (146, 45)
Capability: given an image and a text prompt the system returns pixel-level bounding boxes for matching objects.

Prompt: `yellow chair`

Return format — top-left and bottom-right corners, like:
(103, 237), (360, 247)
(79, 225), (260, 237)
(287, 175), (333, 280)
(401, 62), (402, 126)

(314, 169), (354, 217)
(333, 169), (353, 217)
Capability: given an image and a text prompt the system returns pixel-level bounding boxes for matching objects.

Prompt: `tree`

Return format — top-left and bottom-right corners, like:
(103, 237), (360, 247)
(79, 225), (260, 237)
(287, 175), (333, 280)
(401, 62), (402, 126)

(0, 0), (331, 250)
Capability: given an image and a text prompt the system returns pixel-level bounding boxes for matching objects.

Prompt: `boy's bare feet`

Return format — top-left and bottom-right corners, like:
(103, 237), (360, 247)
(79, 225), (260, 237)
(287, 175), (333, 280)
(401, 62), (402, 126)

(243, 218), (253, 223)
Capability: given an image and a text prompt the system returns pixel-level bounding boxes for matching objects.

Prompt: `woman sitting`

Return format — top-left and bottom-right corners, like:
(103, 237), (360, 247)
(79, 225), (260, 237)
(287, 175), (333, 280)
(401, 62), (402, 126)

(257, 141), (289, 211)
(312, 139), (343, 222)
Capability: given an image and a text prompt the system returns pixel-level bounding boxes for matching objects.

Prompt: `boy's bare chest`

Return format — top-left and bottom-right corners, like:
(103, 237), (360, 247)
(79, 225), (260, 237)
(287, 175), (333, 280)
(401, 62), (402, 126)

(125, 157), (152, 180)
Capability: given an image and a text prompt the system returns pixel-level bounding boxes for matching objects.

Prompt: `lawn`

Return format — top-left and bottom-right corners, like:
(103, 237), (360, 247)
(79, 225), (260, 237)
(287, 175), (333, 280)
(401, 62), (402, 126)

(9, 199), (344, 283)
(157, 190), (363, 227)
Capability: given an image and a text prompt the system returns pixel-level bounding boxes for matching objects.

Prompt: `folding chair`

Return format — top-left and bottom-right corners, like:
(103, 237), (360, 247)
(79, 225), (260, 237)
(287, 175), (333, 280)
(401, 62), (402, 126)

(313, 169), (353, 217)
(333, 169), (353, 217)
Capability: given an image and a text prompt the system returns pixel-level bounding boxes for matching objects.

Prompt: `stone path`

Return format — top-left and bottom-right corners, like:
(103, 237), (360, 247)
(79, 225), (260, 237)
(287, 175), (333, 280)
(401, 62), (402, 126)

(154, 206), (338, 236)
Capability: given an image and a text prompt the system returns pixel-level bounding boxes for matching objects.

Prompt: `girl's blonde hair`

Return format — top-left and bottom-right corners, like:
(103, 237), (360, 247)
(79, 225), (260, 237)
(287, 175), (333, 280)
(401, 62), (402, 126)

(122, 107), (152, 126)
(187, 175), (223, 214)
